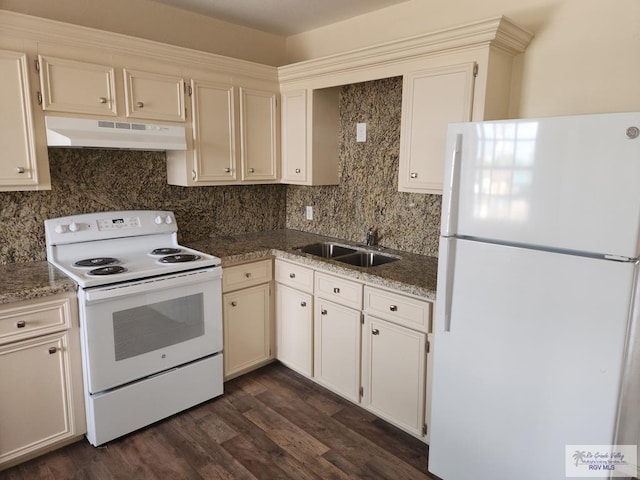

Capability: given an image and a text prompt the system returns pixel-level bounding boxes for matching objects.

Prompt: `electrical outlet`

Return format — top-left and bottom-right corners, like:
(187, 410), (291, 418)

(357, 123), (367, 142)
(306, 206), (313, 221)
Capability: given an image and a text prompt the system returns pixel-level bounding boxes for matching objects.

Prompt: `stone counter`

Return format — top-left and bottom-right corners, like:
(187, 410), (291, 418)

(187, 229), (438, 300)
(0, 261), (77, 305)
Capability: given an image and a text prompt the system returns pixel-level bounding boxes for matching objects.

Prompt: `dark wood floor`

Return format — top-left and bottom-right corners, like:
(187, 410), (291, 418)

(3, 362), (439, 479)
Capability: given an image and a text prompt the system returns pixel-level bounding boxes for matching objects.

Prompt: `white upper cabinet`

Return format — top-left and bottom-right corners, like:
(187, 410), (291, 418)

(123, 69), (185, 122)
(239, 87), (278, 181)
(0, 50), (48, 191)
(398, 63), (476, 194)
(37, 55), (117, 116)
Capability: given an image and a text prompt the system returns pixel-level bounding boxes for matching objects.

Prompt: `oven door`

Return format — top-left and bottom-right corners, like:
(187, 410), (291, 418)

(78, 267), (222, 394)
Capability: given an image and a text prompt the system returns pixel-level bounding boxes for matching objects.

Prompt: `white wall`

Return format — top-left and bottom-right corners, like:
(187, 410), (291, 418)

(286, 0), (640, 117)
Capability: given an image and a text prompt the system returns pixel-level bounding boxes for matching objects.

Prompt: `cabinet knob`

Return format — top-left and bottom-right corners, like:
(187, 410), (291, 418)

(48, 346), (58, 354)
(245, 272), (252, 278)
(333, 287), (340, 294)
(99, 97), (107, 104)
(300, 301), (307, 307)
(224, 168), (231, 173)
(16, 320), (26, 328)
(289, 273), (296, 278)
(390, 305), (398, 312)
(136, 101), (144, 108)
(295, 168), (301, 173)
(321, 309), (327, 315)
(231, 301), (237, 307)
(249, 168), (255, 173)
(16, 167), (25, 174)
(410, 172), (418, 179)
(372, 329), (380, 335)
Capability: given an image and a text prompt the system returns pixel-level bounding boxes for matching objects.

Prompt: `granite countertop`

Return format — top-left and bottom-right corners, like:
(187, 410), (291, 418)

(187, 229), (438, 300)
(0, 261), (77, 305)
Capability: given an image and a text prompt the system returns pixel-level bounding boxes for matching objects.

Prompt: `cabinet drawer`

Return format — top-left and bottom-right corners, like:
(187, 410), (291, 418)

(0, 296), (71, 345)
(315, 272), (362, 310)
(275, 259), (314, 293)
(364, 286), (431, 333)
(223, 259), (272, 292)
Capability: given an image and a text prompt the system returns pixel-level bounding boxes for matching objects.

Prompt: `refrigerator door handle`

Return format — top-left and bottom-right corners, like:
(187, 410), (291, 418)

(441, 133), (463, 236)
(437, 237), (457, 332)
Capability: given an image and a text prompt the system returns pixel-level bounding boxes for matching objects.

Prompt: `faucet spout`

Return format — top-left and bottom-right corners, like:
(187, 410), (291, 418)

(366, 227), (377, 246)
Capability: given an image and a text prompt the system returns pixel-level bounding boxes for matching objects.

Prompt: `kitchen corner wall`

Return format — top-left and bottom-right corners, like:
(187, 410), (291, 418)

(0, 150), (286, 264)
(286, 77), (441, 257)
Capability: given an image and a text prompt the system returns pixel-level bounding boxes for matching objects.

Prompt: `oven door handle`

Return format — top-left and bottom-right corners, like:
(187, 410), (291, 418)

(82, 267), (222, 303)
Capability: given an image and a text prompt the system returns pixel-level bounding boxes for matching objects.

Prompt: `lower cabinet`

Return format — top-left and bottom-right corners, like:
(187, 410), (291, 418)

(222, 259), (274, 380)
(362, 314), (427, 437)
(314, 298), (361, 402)
(275, 283), (313, 377)
(0, 292), (85, 470)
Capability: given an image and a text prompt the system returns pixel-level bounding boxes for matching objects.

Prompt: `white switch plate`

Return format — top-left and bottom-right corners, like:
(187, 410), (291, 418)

(356, 123), (367, 142)
(306, 206), (313, 220)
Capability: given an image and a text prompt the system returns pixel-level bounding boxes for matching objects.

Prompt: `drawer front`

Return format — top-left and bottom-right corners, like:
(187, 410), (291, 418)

(223, 259), (272, 292)
(364, 286), (431, 333)
(315, 272), (362, 310)
(0, 296), (71, 345)
(275, 259), (314, 293)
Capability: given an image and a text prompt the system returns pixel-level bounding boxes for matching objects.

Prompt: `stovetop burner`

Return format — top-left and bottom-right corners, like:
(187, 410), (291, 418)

(74, 257), (120, 268)
(88, 265), (128, 276)
(159, 254), (201, 264)
(150, 248), (182, 256)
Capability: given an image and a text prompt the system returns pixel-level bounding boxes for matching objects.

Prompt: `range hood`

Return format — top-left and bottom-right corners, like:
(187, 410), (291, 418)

(45, 116), (187, 151)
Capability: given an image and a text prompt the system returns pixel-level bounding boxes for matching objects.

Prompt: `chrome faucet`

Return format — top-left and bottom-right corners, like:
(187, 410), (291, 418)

(366, 227), (377, 246)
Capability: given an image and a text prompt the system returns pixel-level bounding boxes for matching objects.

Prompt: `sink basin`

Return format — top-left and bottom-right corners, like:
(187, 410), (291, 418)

(334, 251), (400, 267)
(299, 242), (358, 258)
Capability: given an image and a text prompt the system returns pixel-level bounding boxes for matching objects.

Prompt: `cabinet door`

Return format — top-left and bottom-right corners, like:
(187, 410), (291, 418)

(362, 315), (426, 437)
(191, 79), (236, 182)
(38, 55), (117, 116)
(124, 69), (185, 122)
(398, 63), (475, 194)
(223, 283), (271, 379)
(0, 50), (39, 188)
(0, 332), (76, 464)
(281, 89), (307, 183)
(314, 299), (361, 402)
(239, 87), (278, 181)
(276, 284), (313, 377)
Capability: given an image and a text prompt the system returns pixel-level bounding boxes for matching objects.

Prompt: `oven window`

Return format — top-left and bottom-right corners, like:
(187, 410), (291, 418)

(113, 293), (205, 361)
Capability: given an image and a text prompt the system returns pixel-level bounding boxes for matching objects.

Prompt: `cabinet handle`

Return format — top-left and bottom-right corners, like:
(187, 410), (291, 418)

(231, 301), (237, 307)
(372, 329), (380, 335)
(390, 305), (398, 312)
(16, 167), (25, 174)
(321, 309), (327, 315)
(410, 172), (418, 179)
(99, 97), (107, 104)
(16, 320), (26, 328)
(289, 272), (296, 278)
(249, 168), (255, 173)
(295, 168), (301, 173)
(300, 301), (307, 307)
(48, 347), (58, 354)
(333, 287), (340, 294)
(191, 169), (196, 180)
(245, 272), (252, 278)
(136, 101), (144, 108)
(224, 168), (231, 173)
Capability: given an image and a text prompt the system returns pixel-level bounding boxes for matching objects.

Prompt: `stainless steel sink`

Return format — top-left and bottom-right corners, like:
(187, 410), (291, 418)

(298, 242), (358, 258)
(334, 251), (400, 267)
(298, 242), (400, 267)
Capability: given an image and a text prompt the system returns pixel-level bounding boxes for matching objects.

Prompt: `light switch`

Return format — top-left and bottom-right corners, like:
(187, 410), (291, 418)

(357, 123), (367, 142)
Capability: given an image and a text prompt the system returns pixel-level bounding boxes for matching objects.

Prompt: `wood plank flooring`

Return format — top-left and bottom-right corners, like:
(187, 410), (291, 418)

(3, 362), (440, 479)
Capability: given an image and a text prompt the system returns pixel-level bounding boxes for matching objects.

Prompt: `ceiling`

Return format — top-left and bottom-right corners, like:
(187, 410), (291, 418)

(150, 0), (412, 36)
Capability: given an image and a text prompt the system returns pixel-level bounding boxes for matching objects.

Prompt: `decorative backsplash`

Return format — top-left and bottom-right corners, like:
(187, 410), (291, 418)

(0, 149), (286, 264)
(286, 77), (442, 257)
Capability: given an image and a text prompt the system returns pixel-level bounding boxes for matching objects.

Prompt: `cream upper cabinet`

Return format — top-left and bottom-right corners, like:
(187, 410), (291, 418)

(398, 62), (476, 194)
(280, 88), (339, 186)
(239, 87), (278, 181)
(123, 69), (185, 122)
(37, 55), (117, 116)
(0, 50), (48, 190)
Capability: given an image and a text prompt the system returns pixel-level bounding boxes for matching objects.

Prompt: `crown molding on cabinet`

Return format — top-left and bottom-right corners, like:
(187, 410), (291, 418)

(278, 16), (533, 87)
(0, 10), (278, 82)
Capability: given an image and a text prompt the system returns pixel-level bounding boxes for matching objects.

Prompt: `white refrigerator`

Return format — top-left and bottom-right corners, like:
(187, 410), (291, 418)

(429, 112), (640, 480)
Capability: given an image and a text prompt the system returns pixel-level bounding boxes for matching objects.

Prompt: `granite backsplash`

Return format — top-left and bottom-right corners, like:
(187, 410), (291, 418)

(286, 77), (441, 257)
(1, 77), (441, 265)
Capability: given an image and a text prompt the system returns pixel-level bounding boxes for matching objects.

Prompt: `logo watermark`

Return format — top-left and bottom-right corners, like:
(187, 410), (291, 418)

(566, 445), (637, 477)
